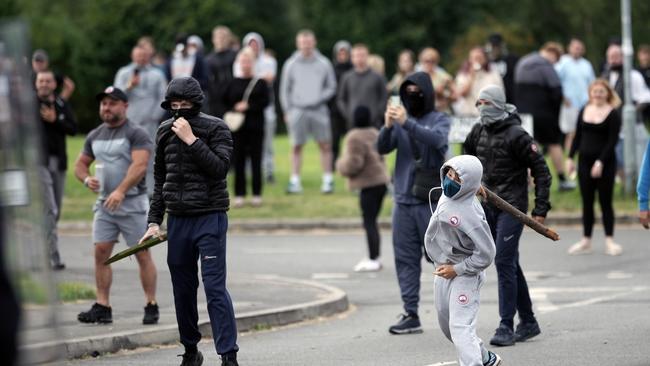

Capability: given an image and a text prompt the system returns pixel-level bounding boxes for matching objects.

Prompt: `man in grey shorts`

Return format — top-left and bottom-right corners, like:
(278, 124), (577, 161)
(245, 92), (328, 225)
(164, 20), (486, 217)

(73, 86), (159, 325)
(279, 29), (337, 194)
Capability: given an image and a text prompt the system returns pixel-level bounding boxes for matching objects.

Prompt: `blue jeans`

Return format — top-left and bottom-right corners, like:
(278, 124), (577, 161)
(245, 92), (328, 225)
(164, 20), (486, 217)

(167, 212), (238, 355)
(485, 206), (536, 330)
(392, 203), (433, 316)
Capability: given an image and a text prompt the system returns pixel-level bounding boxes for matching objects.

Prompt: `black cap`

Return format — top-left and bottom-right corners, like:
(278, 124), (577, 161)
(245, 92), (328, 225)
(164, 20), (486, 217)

(488, 33), (503, 46)
(96, 86), (128, 103)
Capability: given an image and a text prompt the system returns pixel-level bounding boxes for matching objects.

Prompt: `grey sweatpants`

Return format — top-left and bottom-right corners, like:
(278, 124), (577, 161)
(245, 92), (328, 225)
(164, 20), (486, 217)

(434, 272), (489, 366)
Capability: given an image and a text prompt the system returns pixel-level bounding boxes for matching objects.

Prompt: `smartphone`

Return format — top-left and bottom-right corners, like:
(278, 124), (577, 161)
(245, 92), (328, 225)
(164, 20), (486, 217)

(390, 95), (401, 107)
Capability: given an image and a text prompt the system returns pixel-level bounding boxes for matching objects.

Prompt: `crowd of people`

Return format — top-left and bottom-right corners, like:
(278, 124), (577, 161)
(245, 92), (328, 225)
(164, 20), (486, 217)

(32, 25), (650, 366)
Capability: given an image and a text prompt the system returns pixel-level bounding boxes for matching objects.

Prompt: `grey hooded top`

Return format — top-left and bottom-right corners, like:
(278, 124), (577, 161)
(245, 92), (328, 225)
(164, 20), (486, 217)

(424, 155), (496, 276)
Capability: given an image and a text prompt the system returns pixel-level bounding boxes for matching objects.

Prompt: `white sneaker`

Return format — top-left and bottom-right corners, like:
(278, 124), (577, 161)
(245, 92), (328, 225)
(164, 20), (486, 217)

(286, 180), (303, 194)
(354, 258), (382, 272)
(233, 196), (245, 208)
(321, 180), (334, 194)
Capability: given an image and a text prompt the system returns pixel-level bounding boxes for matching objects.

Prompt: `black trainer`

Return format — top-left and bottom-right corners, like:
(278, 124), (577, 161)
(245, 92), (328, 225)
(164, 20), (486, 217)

(178, 350), (203, 366)
(515, 320), (541, 342)
(388, 313), (422, 334)
(489, 325), (515, 346)
(78, 302), (112, 324)
(221, 351), (239, 366)
(143, 302), (159, 325)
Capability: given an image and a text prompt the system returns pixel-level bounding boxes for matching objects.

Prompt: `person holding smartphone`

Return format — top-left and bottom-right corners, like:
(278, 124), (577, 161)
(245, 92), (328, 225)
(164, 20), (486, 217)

(378, 71), (451, 334)
(454, 47), (504, 117)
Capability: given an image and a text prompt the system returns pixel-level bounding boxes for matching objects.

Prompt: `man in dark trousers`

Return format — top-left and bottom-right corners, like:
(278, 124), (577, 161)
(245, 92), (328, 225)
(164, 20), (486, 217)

(378, 71), (451, 334)
(36, 70), (77, 269)
(140, 77), (238, 366)
(464, 85), (551, 347)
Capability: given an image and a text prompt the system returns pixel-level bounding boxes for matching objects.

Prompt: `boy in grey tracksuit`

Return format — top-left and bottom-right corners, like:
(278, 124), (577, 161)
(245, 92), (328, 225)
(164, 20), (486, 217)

(424, 155), (502, 366)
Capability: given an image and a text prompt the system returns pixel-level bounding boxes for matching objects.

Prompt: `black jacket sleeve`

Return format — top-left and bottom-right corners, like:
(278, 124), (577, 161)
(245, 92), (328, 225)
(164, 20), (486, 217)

(54, 101), (77, 135)
(462, 123), (481, 155)
(148, 127), (169, 225)
(186, 122), (233, 180)
(512, 129), (552, 217)
(247, 80), (269, 113)
(569, 109), (584, 159)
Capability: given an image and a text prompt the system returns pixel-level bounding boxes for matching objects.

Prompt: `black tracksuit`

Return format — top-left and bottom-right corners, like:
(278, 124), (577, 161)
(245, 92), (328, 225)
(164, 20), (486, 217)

(149, 77), (238, 356)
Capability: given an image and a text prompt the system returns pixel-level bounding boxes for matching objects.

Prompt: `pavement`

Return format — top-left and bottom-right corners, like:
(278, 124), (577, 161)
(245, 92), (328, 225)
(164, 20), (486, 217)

(18, 233), (348, 364)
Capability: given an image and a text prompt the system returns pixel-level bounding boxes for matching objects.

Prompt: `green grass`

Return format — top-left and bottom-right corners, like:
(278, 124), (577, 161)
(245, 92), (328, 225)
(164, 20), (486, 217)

(18, 273), (96, 304)
(61, 135), (638, 222)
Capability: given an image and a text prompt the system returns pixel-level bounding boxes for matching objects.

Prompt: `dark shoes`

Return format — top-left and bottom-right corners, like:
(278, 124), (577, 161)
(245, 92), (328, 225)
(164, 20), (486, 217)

(515, 321), (541, 342)
(483, 350), (503, 366)
(178, 350), (203, 366)
(51, 263), (66, 271)
(143, 302), (159, 325)
(489, 325), (515, 346)
(388, 313), (423, 334)
(78, 303), (112, 324)
(221, 351), (239, 366)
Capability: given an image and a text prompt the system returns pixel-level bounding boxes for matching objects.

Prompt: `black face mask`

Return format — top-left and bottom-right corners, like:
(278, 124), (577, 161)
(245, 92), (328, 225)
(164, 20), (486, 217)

(406, 92), (425, 116)
(173, 107), (198, 120)
(610, 64), (623, 72)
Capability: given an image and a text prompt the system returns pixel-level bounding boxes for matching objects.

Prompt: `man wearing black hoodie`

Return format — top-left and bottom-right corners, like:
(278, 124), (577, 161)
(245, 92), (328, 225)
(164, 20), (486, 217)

(140, 77), (238, 366)
(378, 71), (451, 334)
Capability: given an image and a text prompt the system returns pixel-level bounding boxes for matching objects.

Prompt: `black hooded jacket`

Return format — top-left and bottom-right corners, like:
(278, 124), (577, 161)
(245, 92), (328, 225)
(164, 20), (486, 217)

(148, 77), (233, 224)
(463, 114), (552, 217)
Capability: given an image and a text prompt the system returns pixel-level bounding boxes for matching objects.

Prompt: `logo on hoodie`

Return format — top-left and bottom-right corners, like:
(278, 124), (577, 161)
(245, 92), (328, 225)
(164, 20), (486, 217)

(457, 293), (469, 305)
(449, 215), (461, 227)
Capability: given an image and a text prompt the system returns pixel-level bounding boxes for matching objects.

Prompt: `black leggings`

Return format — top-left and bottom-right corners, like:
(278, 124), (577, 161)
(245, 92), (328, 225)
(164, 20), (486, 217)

(578, 157), (616, 237)
(360, 184), (387, 260)
(233, 130), (264, 197)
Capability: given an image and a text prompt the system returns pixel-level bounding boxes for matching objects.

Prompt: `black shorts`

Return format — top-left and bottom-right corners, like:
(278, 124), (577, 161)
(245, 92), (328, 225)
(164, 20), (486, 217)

(533, 117), (563, 145)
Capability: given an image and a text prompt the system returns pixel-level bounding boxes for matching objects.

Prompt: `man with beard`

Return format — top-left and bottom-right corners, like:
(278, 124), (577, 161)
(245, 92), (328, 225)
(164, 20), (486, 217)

(74, 86), (159, 326)
(378, 71), (451, 334)
(36, 70), (77, 270)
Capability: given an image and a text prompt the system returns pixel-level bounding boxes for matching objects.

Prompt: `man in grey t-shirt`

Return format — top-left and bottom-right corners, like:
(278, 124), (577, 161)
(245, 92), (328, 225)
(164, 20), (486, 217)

(73, 86), (159, 325)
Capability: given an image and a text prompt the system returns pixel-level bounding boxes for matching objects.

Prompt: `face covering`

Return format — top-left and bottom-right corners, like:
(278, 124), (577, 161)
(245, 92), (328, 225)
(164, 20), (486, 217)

(610, 64), (623, 72)
(406, 92), (425, 116)
(443, 176), (461, 198)
(173, 108), (197, 120)
(478, 103), (508, 125)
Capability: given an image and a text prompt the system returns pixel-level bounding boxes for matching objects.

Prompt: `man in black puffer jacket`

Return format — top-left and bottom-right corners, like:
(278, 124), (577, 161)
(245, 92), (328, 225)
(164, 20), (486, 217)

(463, 85), (551, 349)
(140, 77), (239, 366)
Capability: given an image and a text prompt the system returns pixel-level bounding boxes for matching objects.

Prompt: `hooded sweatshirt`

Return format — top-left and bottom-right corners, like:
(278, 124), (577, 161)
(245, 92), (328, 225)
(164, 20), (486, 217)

(279, 49), (336, 112)
(235, 32), (278, 80)
(514, 52), (563, 122)
(424, 155), (496, 276)
(377, 72), (451, 205)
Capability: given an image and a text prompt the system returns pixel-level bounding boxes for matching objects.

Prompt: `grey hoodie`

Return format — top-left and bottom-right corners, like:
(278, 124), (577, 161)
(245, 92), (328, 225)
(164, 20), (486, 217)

(424, 155), (496, 276)
(279, 49), (336, 112)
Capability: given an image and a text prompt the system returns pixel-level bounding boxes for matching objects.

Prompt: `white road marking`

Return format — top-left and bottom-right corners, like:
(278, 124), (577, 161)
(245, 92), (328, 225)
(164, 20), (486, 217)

(424, 361), (458, 366)
(606, 271), (633, 280)
(311, 273), (350, 280)
(531, 286), (649, 314)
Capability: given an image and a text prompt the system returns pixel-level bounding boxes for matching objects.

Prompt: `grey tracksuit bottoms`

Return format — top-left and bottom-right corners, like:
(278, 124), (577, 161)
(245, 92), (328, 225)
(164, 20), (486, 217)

(434, 272), (489, 366)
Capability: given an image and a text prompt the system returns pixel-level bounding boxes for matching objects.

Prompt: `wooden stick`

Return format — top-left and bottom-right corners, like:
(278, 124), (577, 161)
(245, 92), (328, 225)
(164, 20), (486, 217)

(482, 187), (560, 241)
(104, 232), (168, 265)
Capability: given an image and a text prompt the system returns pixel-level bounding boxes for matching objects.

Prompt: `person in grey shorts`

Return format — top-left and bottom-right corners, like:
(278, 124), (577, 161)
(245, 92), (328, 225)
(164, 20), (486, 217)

(424, 156), (502, 366)
(279, 29), (337, 194)
(73, 86), (159, 325)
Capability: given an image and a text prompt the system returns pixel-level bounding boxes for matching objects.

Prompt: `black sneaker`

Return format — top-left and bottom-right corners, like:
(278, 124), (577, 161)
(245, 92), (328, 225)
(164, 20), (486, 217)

(484, 350), (502, 366)
(178, 350), (203, 366)
(51, 263), (66, 271)
(78, 302), (112, 324)
(515, 320), (541, 342)
(388, 313), (422, 334)
(143, 302), (159, 325)
(490, 325), (515, 346)
(221, 351), (239, 366)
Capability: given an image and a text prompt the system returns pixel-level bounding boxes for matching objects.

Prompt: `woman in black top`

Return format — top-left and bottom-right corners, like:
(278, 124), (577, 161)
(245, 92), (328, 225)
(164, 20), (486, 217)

(566, 79), (622, 255)
(223, 47), (269, 207)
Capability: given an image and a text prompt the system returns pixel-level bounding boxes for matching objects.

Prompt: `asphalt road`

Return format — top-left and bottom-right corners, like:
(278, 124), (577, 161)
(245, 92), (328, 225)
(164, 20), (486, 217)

(61, 225), (650, 366)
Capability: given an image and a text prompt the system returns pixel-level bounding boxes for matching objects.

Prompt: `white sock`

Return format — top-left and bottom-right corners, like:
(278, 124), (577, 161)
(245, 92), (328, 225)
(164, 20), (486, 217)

(290, 175), (301, 184)
(323, 173), (333, 183)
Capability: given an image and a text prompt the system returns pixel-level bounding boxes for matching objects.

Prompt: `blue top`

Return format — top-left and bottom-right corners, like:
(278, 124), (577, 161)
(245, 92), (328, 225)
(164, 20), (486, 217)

(637, 141), (650, 211)
(555, 55), (595, 109)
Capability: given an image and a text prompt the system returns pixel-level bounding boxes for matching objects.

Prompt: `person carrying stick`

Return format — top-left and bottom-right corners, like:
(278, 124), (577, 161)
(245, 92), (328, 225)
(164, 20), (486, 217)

(463, 85), (552, 347)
